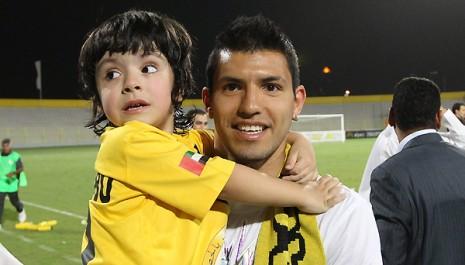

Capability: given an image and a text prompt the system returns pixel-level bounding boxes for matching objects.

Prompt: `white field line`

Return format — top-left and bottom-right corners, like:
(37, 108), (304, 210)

(64, 256), (82, 263)
(0, 229), (80, 264)
(22, 200), (86, 220)
(38, 244), (57, 253)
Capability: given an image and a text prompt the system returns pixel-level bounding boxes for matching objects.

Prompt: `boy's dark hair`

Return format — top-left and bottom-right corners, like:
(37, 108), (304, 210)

(186, 107), (206, 126)
(392, 77), (441, 131)
(451, 102), (465, 114)
(1, 138), (10, 145)
(206, 15), (300, 93)
(79, 10), (194, 135)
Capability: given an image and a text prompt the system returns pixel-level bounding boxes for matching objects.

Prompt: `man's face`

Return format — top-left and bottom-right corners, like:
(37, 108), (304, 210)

(204, 50), (305, 165)
(455, 105), (465, 123)
(2, 143), (11, 154)
(192, 114), (209, 130)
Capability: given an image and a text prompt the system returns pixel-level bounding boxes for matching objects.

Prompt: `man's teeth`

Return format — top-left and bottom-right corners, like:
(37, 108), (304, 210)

(239, 125), (264, 132)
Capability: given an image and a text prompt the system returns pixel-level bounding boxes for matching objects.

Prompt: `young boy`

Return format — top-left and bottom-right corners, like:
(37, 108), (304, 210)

(79, 10), (343, 265)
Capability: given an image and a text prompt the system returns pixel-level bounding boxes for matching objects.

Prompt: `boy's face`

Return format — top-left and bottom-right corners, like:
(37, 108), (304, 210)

(95, 50), (175, 131)
(203, 50), (305, 164)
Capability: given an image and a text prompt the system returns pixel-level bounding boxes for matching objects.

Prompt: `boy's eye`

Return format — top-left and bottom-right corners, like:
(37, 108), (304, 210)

(105, 71), (121, 80)
(142, 65), (158, 74)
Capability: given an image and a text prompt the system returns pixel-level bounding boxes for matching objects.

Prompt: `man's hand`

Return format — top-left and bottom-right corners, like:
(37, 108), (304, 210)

(6, 172), (16, 178)
(298, 175), (345, 214)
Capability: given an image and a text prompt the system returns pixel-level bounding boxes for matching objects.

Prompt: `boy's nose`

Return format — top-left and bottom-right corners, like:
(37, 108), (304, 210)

(121, 85), (141, 94)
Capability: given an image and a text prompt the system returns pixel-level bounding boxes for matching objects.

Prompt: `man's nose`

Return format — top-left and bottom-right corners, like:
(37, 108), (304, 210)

(238, 86), (261, 117)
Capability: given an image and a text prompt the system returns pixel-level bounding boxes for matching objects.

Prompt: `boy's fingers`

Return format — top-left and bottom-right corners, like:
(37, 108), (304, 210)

(281, 174), (303, 181)
(284, 152), (298, 170)
(327, 192), (346, 207)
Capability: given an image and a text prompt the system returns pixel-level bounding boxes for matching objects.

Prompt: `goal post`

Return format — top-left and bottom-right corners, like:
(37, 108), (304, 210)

(291, 114), (346, 142)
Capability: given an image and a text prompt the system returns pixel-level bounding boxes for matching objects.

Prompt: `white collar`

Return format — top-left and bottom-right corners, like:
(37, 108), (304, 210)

(398, 129), (437, 151)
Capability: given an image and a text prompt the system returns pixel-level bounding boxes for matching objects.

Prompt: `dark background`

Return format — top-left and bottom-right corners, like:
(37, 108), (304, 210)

(2, 0), (465, 99)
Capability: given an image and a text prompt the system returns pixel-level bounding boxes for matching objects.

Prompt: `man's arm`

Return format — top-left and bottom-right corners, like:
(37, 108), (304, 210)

(439, 108), (465, 149)
(370, 166), (411, 265)
(359, 125), (398, 200)
(7, 158), (23, 178)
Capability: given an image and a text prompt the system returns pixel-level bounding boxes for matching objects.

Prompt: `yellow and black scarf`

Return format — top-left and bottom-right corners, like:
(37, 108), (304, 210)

(254, 145), (326, 265)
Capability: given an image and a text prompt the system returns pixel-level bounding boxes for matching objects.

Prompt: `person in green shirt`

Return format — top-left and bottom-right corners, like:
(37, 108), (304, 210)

(0, 138), (27, 229)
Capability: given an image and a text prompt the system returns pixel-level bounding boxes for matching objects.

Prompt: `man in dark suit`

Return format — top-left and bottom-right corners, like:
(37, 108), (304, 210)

(370, 76), (465, 265)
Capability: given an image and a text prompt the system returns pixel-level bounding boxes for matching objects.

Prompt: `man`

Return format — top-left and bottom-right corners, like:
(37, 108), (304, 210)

(370, 77), (465, 264)
(186, 108), (209, 129)
(452, 102), (465, 125)
(203, 15), (382, 265)
(359, 104), (465, 200)
(0, 138), (27, 229)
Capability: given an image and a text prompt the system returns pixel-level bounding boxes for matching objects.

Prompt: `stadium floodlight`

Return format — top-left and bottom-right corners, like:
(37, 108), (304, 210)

(291, 114), (345, 142)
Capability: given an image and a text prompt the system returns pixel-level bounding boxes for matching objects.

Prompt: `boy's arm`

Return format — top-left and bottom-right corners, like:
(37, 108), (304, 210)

(220, 164), (344, 214)
(281, 131), (318, 183)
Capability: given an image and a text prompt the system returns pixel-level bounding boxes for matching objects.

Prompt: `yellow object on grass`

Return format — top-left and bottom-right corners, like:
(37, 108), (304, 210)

(15, 220), (57, 231)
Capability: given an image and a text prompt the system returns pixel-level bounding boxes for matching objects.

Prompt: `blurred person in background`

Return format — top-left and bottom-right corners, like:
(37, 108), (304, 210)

(0, 138), (27, 229)
(359, 103), (465, 201)
(186, 107), (209, 129)
(451, 102), (465, 125)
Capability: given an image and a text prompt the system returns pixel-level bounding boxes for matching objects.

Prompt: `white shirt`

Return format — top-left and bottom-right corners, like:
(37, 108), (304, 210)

(220, 187), (383, 265)
(358, 109), (465, 201)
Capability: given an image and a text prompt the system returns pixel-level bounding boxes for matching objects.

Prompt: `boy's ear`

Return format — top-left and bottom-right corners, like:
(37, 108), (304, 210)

(202, 87), (212, 117)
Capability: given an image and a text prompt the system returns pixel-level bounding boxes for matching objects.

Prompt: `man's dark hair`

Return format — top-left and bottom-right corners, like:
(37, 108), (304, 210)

(451, 102), (465, 115)
(186, 107), (207, 125)
(1, 138), (10, 145)
(206, 15), (300, 92)
(392, 77), (441, 131)
(79, 10), (194, 135)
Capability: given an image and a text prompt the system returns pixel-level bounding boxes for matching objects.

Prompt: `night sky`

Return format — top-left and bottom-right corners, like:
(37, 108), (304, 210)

(2, 0), (465, 99)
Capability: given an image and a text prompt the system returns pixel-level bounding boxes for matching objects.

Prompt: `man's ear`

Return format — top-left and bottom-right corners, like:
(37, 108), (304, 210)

(388, 107), (396, 127)
(293, 85), (306, 120)
(435, 109), (442, 129)
(202, 87), (212, 117)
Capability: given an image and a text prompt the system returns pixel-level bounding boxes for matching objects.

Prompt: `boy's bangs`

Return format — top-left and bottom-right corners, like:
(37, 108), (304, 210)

(100, 31), (158, 57)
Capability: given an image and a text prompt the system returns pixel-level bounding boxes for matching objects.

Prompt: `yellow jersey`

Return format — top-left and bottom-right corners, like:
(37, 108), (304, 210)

(81, 121), (235, 265)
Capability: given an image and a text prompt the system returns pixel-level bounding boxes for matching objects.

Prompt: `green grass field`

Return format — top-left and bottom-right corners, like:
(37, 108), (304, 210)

(0, 138), (374, 264)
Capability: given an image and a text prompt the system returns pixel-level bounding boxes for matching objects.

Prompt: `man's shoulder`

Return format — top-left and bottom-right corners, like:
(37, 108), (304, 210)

(318, 186), (372, 221)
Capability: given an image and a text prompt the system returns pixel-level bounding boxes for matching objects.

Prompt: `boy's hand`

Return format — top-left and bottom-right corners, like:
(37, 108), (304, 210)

(283, 132), (318, 184)
(298, 175), (345, 214)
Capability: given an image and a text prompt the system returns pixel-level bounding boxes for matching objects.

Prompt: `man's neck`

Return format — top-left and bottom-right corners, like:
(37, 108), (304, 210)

(246, 149), (286, 177)
(236, 144), (287, 177)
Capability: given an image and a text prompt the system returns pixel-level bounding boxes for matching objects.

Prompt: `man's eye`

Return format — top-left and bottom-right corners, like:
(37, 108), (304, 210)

(142, 65), (158, 73)
(105, 71), (121, 80)
(264, 83), (280, 92)
(224, 83), (240, 91)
